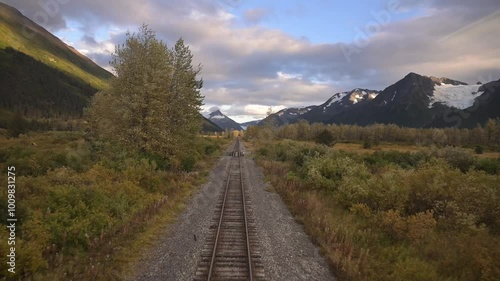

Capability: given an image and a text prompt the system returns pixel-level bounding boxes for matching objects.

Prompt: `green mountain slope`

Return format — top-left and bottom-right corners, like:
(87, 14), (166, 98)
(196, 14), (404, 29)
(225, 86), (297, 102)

(0, 2), (113, 89)
(0, 3), (114, 126)
(201, 116), (224, 133)
(0, 47), (97, 122)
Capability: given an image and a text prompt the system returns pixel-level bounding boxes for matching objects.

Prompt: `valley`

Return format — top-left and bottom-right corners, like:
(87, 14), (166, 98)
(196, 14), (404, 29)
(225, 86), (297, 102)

(0, 1), (499, 281)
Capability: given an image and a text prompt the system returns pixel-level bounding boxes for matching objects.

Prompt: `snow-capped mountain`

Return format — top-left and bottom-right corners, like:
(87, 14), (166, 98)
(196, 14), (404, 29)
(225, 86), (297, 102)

(261, 72), (499, 128)
(429, 78), (500, 128)
(239, 120), (261, 130)
(299, 89), (380, 123)
(260, 106), (316, 126)
(208, 110), (243, 131)
(428, 83), (483, 109)
(331, 72), (477, 127)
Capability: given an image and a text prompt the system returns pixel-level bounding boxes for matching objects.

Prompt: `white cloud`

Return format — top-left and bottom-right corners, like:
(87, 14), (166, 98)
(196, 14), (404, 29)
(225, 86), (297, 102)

(4, 0), (499, 122)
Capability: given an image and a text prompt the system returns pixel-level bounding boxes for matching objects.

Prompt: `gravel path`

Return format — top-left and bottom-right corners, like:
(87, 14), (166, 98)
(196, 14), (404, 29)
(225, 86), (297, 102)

(130, 141), (335, 281)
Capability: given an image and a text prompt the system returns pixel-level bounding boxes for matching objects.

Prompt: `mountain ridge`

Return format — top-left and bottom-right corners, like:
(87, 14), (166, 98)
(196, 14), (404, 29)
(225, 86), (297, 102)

(0, 2), (113, 89)
(0, 3), (115, 124)
(261, 72), (499, 128)
(208, 110), (243, 131)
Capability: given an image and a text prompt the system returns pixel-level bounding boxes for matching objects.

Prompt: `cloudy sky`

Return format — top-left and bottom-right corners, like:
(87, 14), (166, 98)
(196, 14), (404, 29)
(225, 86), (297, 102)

(3, 0), (500, 122)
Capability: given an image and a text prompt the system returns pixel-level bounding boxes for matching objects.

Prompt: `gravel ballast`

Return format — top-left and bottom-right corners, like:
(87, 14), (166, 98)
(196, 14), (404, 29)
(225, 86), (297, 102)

(130, 141), (336, 281)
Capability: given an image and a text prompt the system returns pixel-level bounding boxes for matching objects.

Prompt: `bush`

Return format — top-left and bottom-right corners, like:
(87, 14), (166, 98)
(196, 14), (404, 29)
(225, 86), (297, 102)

(142, 152), (170, 171)
(475, 158), (500, 175)
(7, 113), (29, 138)
(364, 151), (428, 169)
(181, 155), (196, 172)
(428, 146), (476, 172)
(475, 145), (484, 154)
(380, 209), (407, 240)
(406, 211), (436, 243)
(314, 129), (336, 147)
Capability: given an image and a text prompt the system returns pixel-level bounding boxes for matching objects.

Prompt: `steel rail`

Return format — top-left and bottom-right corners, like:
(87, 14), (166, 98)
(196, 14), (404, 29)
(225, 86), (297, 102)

(207, 138), (254, 280)
(206, 159), (232, 280)
(238, 140), (254, 280)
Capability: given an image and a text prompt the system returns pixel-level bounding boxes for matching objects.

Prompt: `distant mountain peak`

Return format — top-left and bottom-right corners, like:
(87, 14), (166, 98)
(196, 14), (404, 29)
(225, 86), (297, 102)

(210, 109), (223, 115)
(208, 110), (242, 130)
(429, 76), (467, 86)
(209, 110), (225, 119)
(261, 72), (499, 129)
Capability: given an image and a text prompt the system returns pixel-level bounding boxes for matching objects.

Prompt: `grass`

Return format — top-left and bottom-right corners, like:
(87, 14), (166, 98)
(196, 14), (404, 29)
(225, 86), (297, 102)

(0, 130), (234, 280)
(247, 139), (500, 281)
(334, 142), (500, 159)
(120, 140), (235, 279)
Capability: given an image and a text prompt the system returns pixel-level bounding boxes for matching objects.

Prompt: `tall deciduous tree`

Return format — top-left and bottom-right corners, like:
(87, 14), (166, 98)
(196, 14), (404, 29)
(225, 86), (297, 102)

(85, 25), (203, 158)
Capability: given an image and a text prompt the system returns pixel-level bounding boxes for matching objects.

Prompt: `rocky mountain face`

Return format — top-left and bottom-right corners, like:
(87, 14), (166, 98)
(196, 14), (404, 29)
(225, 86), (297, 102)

(428, 79), (500, 128)
(259, 106), (316, 126)
(208, 110), (243, 131)
(300, 88), (380, 124)
(262, 72), (498, 128)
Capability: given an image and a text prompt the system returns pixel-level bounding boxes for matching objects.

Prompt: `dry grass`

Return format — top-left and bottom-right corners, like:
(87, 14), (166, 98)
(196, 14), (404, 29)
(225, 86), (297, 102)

(0, 132), (232, 280)
(118, 175), (201, 280)
(334, 142), (500, 159)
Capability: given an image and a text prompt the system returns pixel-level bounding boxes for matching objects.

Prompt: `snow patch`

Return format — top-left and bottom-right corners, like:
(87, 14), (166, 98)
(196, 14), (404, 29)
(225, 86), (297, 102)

(211, 115), (225, 119)
(326, 92), (348, 108)
(391, 91), (397, 102)
(429, 84), (482, 109)
(351, 93), (364, 104)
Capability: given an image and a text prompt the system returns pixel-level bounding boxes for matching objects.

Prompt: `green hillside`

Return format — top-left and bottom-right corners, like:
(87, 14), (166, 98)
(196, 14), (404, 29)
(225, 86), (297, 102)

(202, 116), (224, 133)
(0, 3), (114, 127)
(0, 47), (97, 124)
(0, 3), (112, 89)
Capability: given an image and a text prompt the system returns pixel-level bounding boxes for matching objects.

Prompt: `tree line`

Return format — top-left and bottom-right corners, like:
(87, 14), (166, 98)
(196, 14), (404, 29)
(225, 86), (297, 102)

(0, 47), (97, 121)
(245, 119), (500, 148)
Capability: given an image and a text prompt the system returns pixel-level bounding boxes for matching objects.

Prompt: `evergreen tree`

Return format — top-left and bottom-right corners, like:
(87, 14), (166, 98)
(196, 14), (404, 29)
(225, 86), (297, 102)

(7, 112), (28, 138)
(86, 25), (203, 158)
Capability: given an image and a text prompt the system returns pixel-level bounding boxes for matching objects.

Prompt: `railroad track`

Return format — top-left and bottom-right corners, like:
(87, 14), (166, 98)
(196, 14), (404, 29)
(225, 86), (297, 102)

(194, 138), (265, 281)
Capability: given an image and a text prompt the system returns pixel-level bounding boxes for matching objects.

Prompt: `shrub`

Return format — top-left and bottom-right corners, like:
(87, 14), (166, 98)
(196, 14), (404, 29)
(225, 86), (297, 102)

(315, 129), (336, 147)
(362, 168), (410, 212)
(350, 203), (372, 219)
(364, 151), (428, 169)
(142, 152), (170, 171)
(181, 155), (196, 172)
(304, 155), (370, 192)
(257, 147), (269, 157)
(380, 209), (407, 240)
(474, 145), (484, 154)
(7, 113), (29, 138)
(475, 158), (500, 175)
(406, 211), (436, 243)
(428, 146), (476, 172)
